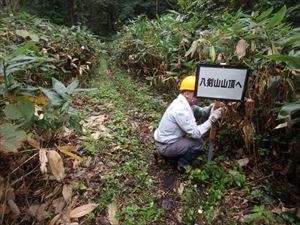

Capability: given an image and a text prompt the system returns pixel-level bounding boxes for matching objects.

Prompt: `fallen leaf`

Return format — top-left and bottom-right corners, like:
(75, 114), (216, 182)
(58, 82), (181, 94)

(108, 203), (119, 225)
(273, 122), (288, 130)
(242, 122), (254, 149)
(272, 205), (296, 214)
(235, 39), (249, 59)
(0, 204), (9, 215)
(52, 197), (66, 214)
(45, 185), (61, 200)
(34, 105), (44, 120)
(8, 199), (20, 215)
(16, 29), (29, 38)
(176, 211), (183, 224)
(57, 146), (76, 152)
(272, 207), (282, 214)
(62, 184), (72, 203)
(282, 206), (296, 213)
(91, 131), (101, 140)
(27, 137), (40, 149)
(69, 203), (98, 218)
(39, 148), (48, 174)
(36, 203), (48, 221)
(88, 115), (106, 125)
(49, 214), (61, 225)
(177, 183), (185, 195)
(26, 96), (48, 104)
(61, 126), (72, 137)
(6, 188), (15, 201)
(98, 125), (112, 138)
(29, 32), (39, 42)
(0, 123), (27, 152)
(28, 204), (39, 217)
(237, 158), (249, 167)
(47, 150), (65, 182)
(57, 146), (83, 162)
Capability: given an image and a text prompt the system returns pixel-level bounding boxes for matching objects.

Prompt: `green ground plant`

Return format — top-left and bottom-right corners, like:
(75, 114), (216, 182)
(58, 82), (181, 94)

(80, 58), (166, 224)
(0, 11), (101, 151)
(111, 4), (300, 223)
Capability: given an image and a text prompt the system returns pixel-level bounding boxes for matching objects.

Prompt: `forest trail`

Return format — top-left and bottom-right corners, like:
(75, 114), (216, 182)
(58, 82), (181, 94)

(75, 58), (269, 224)
(2, 56), (296, 225)
(77, 57), (187, 224)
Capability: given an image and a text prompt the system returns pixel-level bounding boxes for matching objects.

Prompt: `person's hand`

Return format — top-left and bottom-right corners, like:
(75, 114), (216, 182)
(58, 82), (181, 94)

(209, 107), (224, 124)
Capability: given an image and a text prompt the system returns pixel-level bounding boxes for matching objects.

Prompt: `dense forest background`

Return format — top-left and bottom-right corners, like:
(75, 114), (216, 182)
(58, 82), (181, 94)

(1, 0), (179, 35)
(1, 0), (299, 36)
(1, 0), (300, 224)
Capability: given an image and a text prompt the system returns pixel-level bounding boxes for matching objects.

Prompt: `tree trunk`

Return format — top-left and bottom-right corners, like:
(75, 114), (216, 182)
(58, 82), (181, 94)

(1, 0), (8, 11)
(65, 0), (77, 25)
(13, 0), (21, 12)
(106, 5), (115, 33)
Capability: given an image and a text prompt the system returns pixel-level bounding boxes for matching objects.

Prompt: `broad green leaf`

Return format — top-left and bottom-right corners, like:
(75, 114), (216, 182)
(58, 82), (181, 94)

(69, 115), (82, 132)
(267, 76), (281, 98)
(264, 55), (300, 69)
(61, 101), (70, 112)
(286, 78), (295, 92)
(231, 23), (242, 33)
(10, 42), (39, 58)
(277, 101), (300, 120)
(19, 99), (35, 121)
(10, 55), (37, 63)
(256, 7), (273, 21)
(3, 104), (23, 120)
(281, 34), (300, 46)
(67, 106), (79, 116)
(0, 123), (27, 152)
(4, 99), (34, 121)
(6, 58), (39, 75)
(288, 117), (300, 126)
(66, 79), (79, 94)
(40, 87), (63, 106)
(266, 6), (286, 29)
(52, 78), (67, 98)
(72, 88), (97, 93)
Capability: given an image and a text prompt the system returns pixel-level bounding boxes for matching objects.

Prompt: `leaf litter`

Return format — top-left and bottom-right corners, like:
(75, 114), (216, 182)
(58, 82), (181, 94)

(1, 63), (299, 224)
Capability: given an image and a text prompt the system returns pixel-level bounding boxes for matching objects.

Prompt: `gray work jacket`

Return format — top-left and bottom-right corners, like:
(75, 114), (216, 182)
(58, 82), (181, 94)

(154, 94), (211, 144)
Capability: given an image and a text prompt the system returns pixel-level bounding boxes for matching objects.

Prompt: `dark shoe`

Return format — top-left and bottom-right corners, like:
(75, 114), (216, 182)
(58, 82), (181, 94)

(177, 161), (192, 173)
(154, 151), (166, 165)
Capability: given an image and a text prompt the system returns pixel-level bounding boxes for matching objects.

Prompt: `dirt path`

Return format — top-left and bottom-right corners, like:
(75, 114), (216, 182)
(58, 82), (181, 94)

(75, 58), (188, 225)
(77, 58), (264, 225)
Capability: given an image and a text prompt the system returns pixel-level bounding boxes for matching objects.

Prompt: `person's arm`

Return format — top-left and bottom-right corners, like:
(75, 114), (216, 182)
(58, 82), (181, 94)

(192, 105), (213, 120)
(174, 110), (212, 138)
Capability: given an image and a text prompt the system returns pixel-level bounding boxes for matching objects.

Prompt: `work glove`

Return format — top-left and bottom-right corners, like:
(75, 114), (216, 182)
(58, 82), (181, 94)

(209, 107), (224, 124)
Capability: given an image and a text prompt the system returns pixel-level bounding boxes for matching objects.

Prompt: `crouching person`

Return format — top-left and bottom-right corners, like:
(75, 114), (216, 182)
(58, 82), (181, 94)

(154, 75), (223, 172)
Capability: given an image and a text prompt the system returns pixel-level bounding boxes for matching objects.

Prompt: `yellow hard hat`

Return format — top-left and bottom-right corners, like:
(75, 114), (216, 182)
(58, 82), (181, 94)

(179, 76), (196, 91)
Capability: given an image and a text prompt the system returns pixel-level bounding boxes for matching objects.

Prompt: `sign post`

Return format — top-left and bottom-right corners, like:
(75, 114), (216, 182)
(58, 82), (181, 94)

(195, 64), (249, 162)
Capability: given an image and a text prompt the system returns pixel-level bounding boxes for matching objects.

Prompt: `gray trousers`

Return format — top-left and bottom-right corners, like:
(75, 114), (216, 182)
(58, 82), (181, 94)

(155, 138), (204, 165)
